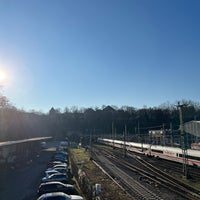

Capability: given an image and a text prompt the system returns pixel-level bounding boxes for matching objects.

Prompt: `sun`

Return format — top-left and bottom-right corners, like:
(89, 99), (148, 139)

(0, 70), (6, 81)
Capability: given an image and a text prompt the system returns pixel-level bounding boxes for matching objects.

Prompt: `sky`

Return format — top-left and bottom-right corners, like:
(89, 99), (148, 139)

(0, 0), (200, 113)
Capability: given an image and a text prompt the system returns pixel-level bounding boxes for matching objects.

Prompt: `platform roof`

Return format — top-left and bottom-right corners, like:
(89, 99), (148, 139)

(0, 137), (52, 147)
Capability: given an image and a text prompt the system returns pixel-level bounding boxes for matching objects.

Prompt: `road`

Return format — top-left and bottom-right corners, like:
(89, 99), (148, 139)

(0, 141), (59, 200)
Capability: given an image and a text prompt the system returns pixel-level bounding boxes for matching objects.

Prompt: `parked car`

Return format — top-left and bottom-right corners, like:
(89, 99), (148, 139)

(42, 173), (67, 183)
(46, 165), (67, 172)
(46, 167), (67, 174)
(45, 170), (62, 178)
(54, 151), (69, 160)
(41, 142), (47, 149)
(55, 151), (68, 157)
(37, 192), (71, 200)
(47, 163), (67, 170)
(53, 164), (68, 168)
(37, 181), (77, 196)
(53, 155), (68, 163)
(70, 195), (84, 200)
(47, 161), (64, 168)
(37, 192), (84, 200)
(53, 158), (68, 163)
(45, 169), (66, 178)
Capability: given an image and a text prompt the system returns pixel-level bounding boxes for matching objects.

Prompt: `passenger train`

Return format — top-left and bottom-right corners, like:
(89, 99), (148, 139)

(97, 138), (200, 167)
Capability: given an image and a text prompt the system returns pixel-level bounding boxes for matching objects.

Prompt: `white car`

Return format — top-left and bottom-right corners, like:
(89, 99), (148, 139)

(45, 170), (60, 178)
(70, 195), (84, 200)
(45, 168), (66, 177)
(37, 192), (84, 200)
(41, 173), (67, 183)
(37, 192), (71, 200)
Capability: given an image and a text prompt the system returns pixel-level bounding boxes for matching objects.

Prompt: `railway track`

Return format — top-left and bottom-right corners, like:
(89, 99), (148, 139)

(128, 153), (200, 199)
(93, 145), (200, 200)
(93, 148), (162, 200)
(146, 156), (200, 179)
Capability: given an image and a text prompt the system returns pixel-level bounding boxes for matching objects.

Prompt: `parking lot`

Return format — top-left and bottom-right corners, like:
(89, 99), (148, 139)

(0, 141), (59, 200)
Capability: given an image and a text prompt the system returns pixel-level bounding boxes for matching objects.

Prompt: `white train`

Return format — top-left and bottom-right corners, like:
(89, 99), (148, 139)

(97, 138), (200, 167)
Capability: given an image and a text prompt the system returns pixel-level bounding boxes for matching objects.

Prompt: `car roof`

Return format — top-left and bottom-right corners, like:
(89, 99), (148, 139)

(39, 181), (73, 187)
(46, 168), (66, 172)
(70, 195), (84, 200)
(37, 192), (71, 200)
(53, 163), (67, 166)
(48, 173), (66, 177)
(53, 165), (67, 168)
(46, 170), (60, 173)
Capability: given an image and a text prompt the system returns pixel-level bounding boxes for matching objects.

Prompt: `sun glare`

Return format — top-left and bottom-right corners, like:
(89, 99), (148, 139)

(0, 71), (6, 81)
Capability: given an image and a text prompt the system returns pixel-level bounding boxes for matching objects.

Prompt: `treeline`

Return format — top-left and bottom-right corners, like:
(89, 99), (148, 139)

(0, 96), (200, 142)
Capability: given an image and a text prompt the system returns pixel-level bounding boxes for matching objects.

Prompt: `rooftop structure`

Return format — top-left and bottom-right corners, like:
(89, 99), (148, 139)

(184, 121), (200, 137)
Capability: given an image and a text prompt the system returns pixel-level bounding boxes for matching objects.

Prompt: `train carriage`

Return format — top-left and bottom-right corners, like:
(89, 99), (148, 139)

(97, 138), (200, 167)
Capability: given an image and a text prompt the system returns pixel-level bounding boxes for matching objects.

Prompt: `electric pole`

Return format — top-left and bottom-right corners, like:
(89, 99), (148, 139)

(138, 120), (143, 151)
(123, 124), (127, 157)
(170, 122), (174, 147)
(178, 102), (189, 178)
(112, 122), (114, 148)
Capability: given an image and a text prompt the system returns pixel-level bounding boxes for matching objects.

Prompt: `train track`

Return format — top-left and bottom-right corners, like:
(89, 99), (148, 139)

(128, 153), (200, 199)
(146, 156), (200, 179)
(93, 145), (200, 200)
(93, 148), (162, 200)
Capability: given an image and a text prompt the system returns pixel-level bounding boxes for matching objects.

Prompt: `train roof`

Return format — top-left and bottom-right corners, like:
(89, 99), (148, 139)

(98, 138), (200, 156)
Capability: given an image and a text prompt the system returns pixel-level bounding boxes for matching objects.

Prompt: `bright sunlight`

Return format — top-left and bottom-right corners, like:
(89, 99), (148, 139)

(0, 70), (6, 82)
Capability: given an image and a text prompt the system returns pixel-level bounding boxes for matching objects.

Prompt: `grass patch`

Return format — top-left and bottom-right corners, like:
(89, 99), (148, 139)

(70, 148), (96, 172)
(70, 148), (90, 162)
(70, 148), (103, 181)
(70, 147), (133, 200)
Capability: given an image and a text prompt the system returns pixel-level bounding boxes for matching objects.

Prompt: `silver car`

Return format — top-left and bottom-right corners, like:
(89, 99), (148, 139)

(37, 192), (84, 200)
(42, 173), (67, 184)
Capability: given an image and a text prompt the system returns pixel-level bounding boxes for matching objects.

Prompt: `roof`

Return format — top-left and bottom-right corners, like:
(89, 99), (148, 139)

(0, 137), (52, 147)
(103, 106), (115, 112)
(40, 181), (73, 187)
(38, 192), (71, 199)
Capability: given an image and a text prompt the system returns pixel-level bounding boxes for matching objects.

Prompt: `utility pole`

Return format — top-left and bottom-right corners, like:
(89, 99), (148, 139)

(90, 130), (93, 160)
(170, 122), (174, 147)
(112, 122), (114, 148)
(123, 124), (127, 157)
(138, 120), (143, 151)
(178, 102), (189, 178)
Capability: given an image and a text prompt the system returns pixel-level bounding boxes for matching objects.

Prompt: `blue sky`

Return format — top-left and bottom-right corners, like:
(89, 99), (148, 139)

(0, 0), (200, 112)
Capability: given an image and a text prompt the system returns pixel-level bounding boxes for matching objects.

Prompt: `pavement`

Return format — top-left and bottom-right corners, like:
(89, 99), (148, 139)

(0, 141), (59, 200)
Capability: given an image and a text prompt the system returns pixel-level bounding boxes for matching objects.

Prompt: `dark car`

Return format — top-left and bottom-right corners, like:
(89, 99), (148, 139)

(46, 164), (67, 171)
(47, 161), (64, 168)
(53, 152), (68, 163)
(53, 156), (68, 163)
(37, 181), (77, 196)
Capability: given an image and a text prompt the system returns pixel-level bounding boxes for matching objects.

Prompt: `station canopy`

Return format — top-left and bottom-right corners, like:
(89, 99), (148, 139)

(184, 121), (200, 137)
